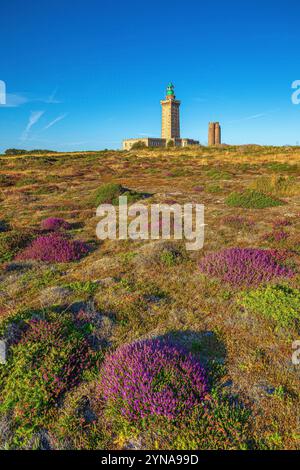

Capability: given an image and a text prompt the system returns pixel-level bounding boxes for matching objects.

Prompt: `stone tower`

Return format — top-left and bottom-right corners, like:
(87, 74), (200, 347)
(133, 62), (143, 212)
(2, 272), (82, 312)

(208, 122), (215, 146)
(215, 122), (221, 145)
(208, 122), (221, 145)
(161, 83), (181, 140)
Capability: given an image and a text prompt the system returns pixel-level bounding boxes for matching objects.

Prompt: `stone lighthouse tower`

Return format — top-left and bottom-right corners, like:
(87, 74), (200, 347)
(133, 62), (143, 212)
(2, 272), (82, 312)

(160, 83), (181, 141)
(208, 122), (221, 146)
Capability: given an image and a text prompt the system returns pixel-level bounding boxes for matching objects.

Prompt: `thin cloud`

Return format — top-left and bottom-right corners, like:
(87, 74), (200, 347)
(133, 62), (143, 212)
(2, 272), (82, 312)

(21, 110), (45, 140)
(227, 109), (280, 124)
(44, 113), (68, 130)
(0, 88), (61, 108)
(45, 87), (61, 104)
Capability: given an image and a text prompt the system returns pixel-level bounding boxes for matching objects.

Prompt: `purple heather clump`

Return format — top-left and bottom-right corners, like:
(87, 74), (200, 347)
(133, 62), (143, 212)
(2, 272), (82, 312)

(263, 231), (289, 242)
(222, 215), (255, 229)
(41, 217), (71, 231)
(199, 247), (294, 287)
(193, 186), (205, 192)
(272, 218), (292, 229)
(16, 233), (90, 263)
(99, 339), (208, 421)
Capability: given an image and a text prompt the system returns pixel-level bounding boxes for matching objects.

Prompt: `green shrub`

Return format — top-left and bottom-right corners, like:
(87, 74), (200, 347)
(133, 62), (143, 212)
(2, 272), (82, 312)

(160, 250), (181, 266)
(0, 314), (95, 447)
(93, 183), (123, 205)
(206, 168), (231, 180)
(225, 190), (283, 209)
(131, 141), (147, 149)
(92, 183), (144, 206)
(65, 280), (99, 297)
(4, 148), (57, 156)
(263, 162), (298, 173)
(250, 175), (299, 197)
(238, 284), (300, 328)
(0, 230), (34, 263)
(15, 177), (38, 187)
(112, 393), (251, 450)
(207, 184), (223, 193)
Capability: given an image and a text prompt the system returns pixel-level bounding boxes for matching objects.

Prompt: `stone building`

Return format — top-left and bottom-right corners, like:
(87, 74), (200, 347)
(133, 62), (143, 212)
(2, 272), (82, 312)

(208, 122), (221, 146)
(123, 83), (199, 150)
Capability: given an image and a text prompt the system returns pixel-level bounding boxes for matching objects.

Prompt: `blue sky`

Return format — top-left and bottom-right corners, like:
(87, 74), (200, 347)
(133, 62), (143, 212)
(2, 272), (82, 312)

(0, 0), (299, 151)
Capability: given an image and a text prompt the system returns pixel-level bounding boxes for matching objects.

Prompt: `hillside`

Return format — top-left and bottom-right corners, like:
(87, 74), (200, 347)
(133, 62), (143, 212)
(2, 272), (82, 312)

(0, 145), (300, 450)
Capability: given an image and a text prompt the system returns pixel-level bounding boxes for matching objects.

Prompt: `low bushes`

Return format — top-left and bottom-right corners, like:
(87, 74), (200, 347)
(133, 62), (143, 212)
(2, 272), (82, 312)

(199, 248), (294, 287)
(98, 339), (208, 421)
(133, 241), (186, 268)
(140, 395), (251, 450)
(222, 215), (255, 230)
(0, 230), (34, 263)
(16, 233), (90, 263)
(225, 190), (283, 209)
(262, 231), (289, 243)
(0, 220), (10, 232)
(92, 183), (145, 206)
(96, 338), (251, 449)
(0, 316), (93, 444)
(40, 217), (71, 231)
(238, 284), (300, 328)
(263, 162), (298, 173)
(273, 218), (292, 229)
(206, 168), (231, 180)
(207, 184), (222, 193)
(250, 175), (299, 197)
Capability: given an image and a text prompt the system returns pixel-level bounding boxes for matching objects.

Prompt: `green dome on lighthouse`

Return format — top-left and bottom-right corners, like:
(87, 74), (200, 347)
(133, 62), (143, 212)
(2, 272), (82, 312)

(166, 82), (175, 96)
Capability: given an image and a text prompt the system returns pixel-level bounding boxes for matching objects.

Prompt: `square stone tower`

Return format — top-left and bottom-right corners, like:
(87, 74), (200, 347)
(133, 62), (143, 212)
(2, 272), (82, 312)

(208, 122), (221, 145)
(160, 83), (181, 140)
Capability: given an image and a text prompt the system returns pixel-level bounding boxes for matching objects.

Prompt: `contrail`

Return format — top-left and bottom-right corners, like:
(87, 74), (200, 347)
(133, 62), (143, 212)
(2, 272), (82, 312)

(21, 110), (45, 140)
(44, 113), (68, 130)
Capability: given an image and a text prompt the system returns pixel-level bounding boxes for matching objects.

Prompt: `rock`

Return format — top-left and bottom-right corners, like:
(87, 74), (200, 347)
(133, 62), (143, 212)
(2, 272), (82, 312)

(0, 412), (14, 449)
(25, 429), (53, 450)
(73, 301), (115, 348)
(98, 277), (115, 286)
(75, 396), (97, 424)
(2, 322), (23, 348)
(253, 381), (275, 399)
(39, 286), (73, 307)
(124, 437), (143, 450)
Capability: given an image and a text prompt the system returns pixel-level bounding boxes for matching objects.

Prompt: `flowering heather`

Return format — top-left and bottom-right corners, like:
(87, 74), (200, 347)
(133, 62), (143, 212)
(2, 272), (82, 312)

(41, 217), (71, 231)
(99, 339), (208, 422)
(272, 218), (292, 229)
(193, 186), (205, 192)
(16, 233), (90, 263)
(262, 231), (289, 242)
(222, 215), (255, 229)
(199, 248), (294, 287)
